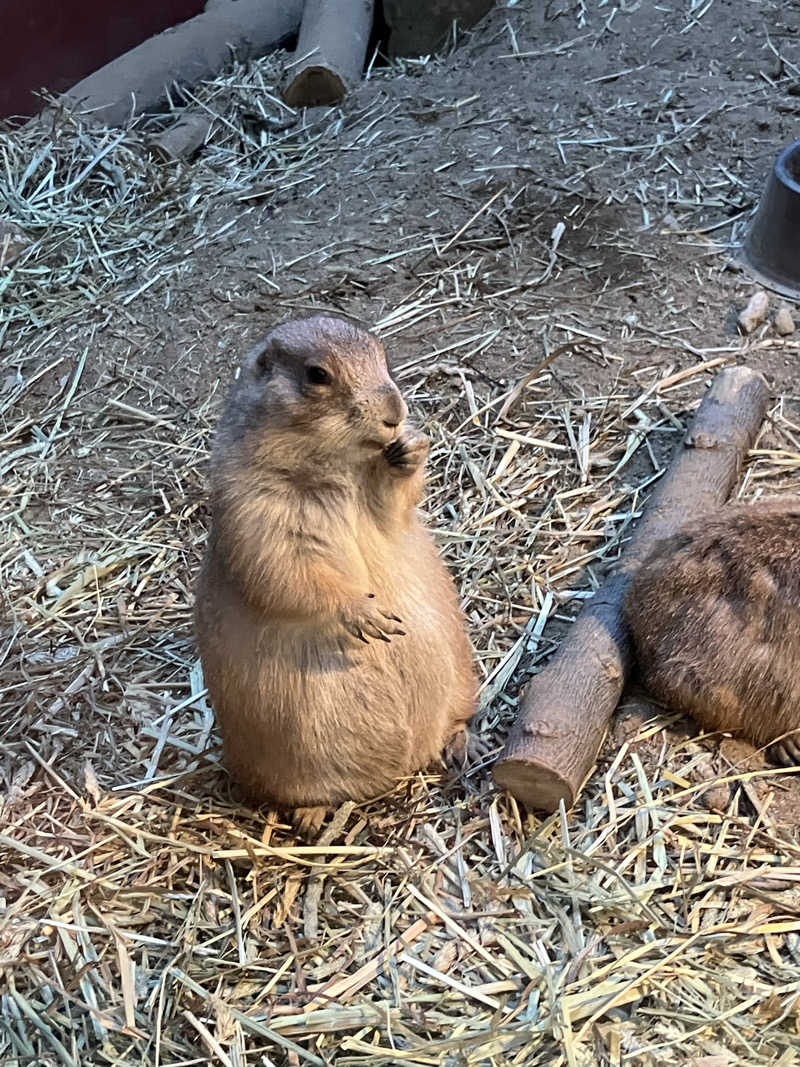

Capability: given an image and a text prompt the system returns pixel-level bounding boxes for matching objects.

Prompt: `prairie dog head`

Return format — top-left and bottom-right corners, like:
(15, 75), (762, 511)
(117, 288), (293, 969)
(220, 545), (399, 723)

(233, 315), (407, 457)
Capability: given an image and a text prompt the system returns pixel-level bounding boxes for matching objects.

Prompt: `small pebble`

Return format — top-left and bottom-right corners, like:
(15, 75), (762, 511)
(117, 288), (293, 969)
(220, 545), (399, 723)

(774, 305), (796, 336)
(738, 289), (770, 334)
(0, 218), (31, 267)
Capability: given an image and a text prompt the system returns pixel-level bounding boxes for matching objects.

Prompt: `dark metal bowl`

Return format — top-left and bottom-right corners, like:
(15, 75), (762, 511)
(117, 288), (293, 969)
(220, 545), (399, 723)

(738, 138), (800, 300)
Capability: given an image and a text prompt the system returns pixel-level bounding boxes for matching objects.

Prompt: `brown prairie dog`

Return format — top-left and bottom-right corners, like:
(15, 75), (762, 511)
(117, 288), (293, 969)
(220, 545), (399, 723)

(194, 314), (476, 827)
(625, 498), (800, 766)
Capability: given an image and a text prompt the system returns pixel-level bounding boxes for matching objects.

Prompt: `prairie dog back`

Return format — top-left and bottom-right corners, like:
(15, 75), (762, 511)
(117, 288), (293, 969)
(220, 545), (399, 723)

(625, 498), (800, 765)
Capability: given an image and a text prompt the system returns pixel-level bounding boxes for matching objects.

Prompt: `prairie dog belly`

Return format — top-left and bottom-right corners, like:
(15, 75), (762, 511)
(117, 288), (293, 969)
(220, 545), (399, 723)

(196, 550), (462, 808)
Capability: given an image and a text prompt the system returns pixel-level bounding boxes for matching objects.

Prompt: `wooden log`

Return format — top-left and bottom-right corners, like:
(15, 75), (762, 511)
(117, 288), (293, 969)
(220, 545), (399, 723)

(493, 366), (770, 813)
(283, 0), (374, 108)
(149, 112), (213, 162)
(38, 0), (303, 128)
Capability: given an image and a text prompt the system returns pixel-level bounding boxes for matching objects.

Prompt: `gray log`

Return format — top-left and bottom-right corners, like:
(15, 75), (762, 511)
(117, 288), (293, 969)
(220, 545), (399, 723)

(149, 112), (213, 162)
(283, 0), (375, 108)
(40, 0), (303, 128)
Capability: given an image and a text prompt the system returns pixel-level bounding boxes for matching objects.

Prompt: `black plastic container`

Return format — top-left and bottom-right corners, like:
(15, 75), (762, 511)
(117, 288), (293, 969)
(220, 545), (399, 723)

(738, 138), (800, 300)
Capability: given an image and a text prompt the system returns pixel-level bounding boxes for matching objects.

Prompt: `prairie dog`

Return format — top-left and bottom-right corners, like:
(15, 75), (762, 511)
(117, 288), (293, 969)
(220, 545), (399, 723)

(625, 498), (800, 766)
(194, 314), (476, 825)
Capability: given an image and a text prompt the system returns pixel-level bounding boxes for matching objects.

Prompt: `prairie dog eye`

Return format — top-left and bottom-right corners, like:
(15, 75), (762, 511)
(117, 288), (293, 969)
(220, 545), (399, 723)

(306, 365), (331, 386)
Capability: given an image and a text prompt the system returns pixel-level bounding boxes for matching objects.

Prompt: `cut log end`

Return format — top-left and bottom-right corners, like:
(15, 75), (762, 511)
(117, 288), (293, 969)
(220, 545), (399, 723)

(284, 67), (347, 108)
(282, 0), (374, 109)
(149, 112), (213, 162)
(493, 758), (575, 812)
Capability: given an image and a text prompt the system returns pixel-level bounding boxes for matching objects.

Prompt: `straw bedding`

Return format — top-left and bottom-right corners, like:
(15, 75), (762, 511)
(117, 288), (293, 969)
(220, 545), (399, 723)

(2, 2), (800, 1063)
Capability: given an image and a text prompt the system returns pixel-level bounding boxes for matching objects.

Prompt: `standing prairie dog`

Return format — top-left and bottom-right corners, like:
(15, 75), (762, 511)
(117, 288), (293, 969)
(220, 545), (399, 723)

(625, 498), (800, 766)
(194, 314), (476, 829)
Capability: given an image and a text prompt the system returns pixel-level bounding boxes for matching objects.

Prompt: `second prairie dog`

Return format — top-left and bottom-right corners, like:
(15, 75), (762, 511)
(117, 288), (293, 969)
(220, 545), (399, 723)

(194, 314), (476, 829)
(625, 498), (800, 766)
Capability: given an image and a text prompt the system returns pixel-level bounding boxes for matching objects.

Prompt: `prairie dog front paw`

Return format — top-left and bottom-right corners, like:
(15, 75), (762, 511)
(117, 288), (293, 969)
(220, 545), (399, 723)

(385, 429), (429, 476)
(339, 594), (406, 644)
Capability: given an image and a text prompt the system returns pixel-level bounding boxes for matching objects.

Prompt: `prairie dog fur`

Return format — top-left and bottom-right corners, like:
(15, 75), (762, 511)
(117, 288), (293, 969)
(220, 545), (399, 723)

(625, 498), (800, 766)
(194, 314), (476, 821)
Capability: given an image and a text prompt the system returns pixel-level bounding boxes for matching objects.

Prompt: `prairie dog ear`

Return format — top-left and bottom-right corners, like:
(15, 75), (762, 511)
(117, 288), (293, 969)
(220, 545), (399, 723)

(243, 337), (277, 376)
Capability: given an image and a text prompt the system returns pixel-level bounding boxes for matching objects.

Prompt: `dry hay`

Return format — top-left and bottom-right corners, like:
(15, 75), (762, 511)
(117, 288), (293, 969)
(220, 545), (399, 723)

(3, 9), (800, 1067)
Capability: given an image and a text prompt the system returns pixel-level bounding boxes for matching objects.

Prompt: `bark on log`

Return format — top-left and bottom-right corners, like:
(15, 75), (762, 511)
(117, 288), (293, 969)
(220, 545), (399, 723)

(493, 366), (770, 813)
(283, 0), (374, 108)
(39, 0), (303, 128)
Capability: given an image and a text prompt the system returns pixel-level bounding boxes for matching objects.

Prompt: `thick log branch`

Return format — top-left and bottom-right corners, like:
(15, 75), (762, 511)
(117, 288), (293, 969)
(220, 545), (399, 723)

(41, 0), (302, 128)
(493, 366), (770, 812)
(283, 0), (374, 108)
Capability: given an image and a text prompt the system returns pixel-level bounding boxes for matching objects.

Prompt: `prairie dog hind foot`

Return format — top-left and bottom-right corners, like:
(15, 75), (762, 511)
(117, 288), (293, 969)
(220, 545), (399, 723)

(293, 806), (329, 839)
(767, 733), (800, 769)
(444, 724), (496, 770)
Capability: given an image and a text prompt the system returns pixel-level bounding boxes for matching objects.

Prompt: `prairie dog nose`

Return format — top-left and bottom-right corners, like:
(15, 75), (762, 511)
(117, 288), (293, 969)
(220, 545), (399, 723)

(381, 387), (407, 429)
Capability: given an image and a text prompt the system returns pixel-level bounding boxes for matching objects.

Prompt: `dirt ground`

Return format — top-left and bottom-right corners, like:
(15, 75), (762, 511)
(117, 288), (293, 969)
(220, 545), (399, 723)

(3, 1), (800, 1064)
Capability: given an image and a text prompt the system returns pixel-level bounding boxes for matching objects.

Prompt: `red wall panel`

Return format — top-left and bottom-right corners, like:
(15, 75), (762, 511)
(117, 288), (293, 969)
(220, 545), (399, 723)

(1, 0), (206, 119)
